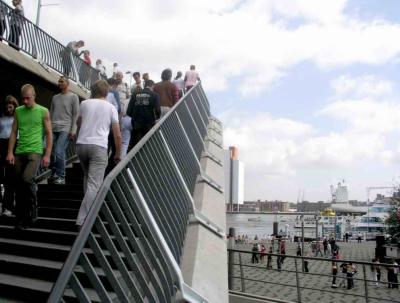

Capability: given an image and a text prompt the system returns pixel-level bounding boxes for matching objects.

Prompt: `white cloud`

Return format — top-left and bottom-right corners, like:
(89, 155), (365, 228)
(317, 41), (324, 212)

(319, 98), (400, 133)
(331, 75), (393, 97)
(7, 0), (400, 96)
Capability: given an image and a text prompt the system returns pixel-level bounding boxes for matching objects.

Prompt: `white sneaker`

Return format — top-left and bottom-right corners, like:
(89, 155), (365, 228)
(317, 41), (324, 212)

(2, 209), (12, 217)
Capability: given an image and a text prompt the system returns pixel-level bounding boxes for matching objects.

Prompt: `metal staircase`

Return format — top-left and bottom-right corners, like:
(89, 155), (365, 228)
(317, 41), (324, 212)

(0, 163), (82, 302)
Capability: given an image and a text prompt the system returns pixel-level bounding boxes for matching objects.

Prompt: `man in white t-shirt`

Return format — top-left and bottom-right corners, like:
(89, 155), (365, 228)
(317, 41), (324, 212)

(75, 80), (122, 228)
(184, 65), (200, 92)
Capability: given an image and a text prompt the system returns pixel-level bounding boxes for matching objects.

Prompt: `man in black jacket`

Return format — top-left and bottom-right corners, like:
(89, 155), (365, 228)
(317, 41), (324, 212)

(126, 80), (161, 150)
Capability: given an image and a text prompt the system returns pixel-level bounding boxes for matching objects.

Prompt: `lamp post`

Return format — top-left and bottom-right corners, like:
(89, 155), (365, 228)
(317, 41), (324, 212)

(36, 0), (59, 26)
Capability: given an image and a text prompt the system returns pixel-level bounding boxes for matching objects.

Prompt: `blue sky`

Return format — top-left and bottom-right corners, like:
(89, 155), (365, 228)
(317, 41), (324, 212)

(7, 0), (400, 202)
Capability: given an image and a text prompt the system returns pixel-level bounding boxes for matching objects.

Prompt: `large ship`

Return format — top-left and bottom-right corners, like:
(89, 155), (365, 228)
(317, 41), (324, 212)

(330, 181), (367, 215)
(351, 196), (395, 240)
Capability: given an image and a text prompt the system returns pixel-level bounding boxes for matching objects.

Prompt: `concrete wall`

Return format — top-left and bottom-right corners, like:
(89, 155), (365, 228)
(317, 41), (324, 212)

(180, 118), (228, 303)
(0, 43), (89, 111)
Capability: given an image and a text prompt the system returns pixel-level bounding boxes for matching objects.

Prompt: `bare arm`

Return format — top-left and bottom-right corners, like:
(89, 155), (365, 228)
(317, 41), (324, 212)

(76, 116), (82, 136)
(69, 94), (80, 138)
(42, 111), (53, 167)
(6, 116), (18, 165)
(112, 122), (122, 161)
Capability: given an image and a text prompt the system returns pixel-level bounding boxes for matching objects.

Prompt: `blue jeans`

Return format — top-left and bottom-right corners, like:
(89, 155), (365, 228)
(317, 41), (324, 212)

(51, 131), (70, 178)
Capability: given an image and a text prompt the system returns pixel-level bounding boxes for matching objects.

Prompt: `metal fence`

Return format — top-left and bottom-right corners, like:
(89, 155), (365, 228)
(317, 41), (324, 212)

(0, 0), (101, 89)
(228, 248), (400, 303)
(48, 83), (224, 302)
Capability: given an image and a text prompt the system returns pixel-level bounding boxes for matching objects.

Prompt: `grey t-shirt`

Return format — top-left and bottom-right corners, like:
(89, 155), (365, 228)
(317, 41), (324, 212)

(50, 92), (80, 133)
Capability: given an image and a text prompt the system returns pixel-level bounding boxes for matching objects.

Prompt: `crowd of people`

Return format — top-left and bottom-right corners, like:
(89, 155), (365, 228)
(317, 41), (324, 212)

(234, 233), (399, 290)
(0, 60), (201, 231)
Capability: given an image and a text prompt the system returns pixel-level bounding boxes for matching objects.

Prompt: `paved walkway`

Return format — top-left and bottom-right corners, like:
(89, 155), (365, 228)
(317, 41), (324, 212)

(231, 241), (399, 303)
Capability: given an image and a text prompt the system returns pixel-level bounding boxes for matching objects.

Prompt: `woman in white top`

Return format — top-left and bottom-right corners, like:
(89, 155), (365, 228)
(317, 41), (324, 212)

(0, 96), (18, 216)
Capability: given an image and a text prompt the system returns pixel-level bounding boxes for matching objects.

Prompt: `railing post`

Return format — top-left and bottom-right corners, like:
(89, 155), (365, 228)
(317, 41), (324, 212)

(228, 228), (235, 290)
(238, 253), (245, 293)
(363, 264), (369, 303)
(295, 258), (302, 303)
(70, 52), (81, 86)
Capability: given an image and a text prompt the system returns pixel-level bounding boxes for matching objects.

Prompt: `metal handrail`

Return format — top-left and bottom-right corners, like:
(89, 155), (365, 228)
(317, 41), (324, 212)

(0, 0), (101, 89)
(48, 83), (216, 302)
(228, 248), (400, 303)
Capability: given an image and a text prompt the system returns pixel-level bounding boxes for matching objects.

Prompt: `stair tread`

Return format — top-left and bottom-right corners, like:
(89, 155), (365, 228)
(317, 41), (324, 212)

(0, 272), (112, 301)
(0, 224), (77, 236)
(0, 237), (72, 250)
(0, 272), (53, 292)
(0, 253), (63, 270)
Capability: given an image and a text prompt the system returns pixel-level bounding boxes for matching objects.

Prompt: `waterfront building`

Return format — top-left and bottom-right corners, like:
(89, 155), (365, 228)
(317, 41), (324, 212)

(224, 146), (244, 211)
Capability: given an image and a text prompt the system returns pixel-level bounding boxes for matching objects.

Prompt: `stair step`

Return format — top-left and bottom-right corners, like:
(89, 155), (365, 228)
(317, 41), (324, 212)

(0, 217), (77, 231)
(0, 225), (77, 246)
(37, 183), (83, 191)
(0, 272), (114, 302)
(38, 190), (83, 200)
(0, 253), (118, 292)
(38, 207), (79, 219)
(38, 198), (82, 209)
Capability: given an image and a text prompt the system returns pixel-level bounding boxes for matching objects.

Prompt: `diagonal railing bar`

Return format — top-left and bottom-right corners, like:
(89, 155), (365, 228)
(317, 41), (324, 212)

(87, 232), (131, 302)
(78, 253), (112, 303)
(115, 170), (175, 298)
(94, 215), (148, 302)
(48, 84), (217, 302)
(69, 273), (92, 303)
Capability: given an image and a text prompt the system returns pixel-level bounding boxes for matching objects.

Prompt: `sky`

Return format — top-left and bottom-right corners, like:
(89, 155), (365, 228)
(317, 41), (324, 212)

(7, 0), (400, 202)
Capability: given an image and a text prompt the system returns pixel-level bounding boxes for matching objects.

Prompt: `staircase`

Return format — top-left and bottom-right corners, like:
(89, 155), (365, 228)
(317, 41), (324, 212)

(0, 163), (83, 302)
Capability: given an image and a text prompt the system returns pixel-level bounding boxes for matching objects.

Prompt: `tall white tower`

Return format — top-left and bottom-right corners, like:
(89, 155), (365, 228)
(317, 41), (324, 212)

(224, 146), (244, 210)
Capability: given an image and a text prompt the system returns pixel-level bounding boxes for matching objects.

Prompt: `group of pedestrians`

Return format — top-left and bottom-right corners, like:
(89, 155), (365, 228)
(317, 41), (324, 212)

(0, 60), (201, 231)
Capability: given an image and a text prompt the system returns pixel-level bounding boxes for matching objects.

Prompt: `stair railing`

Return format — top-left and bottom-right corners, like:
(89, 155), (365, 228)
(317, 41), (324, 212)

(48, 83), (223, 302)
(0, 0), (100, 90)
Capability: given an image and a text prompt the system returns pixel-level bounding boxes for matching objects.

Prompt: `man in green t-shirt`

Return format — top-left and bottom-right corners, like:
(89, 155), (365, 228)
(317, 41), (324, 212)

(6, 84), (52, 229)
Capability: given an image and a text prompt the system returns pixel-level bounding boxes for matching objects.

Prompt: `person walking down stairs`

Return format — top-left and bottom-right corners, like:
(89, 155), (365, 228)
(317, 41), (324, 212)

(6, 84), (52, 230)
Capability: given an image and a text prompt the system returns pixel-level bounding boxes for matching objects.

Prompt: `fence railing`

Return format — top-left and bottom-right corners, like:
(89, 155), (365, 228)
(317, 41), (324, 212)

(228, 248), (400, 303)
(0, 0), (101, 89)
(48, 83), (223, 302)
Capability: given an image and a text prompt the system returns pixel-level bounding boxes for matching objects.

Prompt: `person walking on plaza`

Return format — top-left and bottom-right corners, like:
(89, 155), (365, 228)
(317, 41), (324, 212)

(251, 243), (259, 264)
(375, 259), (381, 285)
(127, 80), (160, 150)
(0, 96), (18, 216)
(357, 232), (362, 243)
(154, 69), (179, 118)
(260, 244), (266, 262)
(49, 76), (79, 185)
(338, 262), (348, 288)
(75, 80), (121, 228)
(346, 262), (357, 289)
(331, 262), (338, 288)
(387, 260), (399, 289)
(370, 258), (379, 287)
(323, 238), (328, 256)
(184, 65), (200, 92)
(266, 246), (273, 270)
(7, 84), (52, 229)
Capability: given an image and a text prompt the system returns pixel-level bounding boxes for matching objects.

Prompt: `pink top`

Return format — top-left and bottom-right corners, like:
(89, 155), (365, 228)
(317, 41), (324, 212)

(185, 70), (199, 87)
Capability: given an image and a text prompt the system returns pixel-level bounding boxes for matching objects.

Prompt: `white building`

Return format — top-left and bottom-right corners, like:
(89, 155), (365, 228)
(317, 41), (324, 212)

(224, 146), (244, 210)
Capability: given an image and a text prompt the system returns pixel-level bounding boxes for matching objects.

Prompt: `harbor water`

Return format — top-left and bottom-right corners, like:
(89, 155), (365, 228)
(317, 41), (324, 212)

(226, 213), (295, 238)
